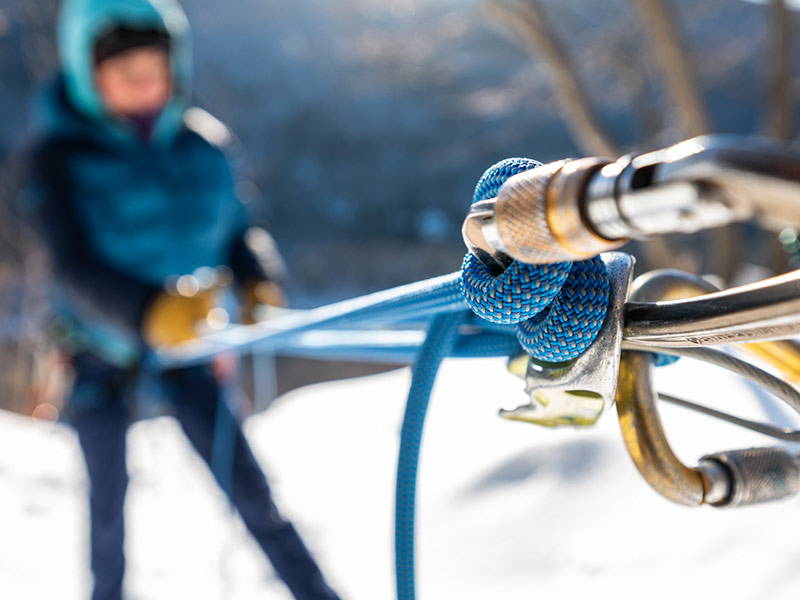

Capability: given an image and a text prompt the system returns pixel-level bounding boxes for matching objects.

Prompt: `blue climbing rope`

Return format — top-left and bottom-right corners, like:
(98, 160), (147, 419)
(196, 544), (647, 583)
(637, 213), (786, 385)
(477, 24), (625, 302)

(393, 158), (611, 600)
(460, 158), (610, 362)
(395, 311), (466, 600)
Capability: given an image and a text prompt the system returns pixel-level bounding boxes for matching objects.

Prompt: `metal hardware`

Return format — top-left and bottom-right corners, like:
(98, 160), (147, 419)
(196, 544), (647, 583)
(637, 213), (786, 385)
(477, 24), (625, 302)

(700, 448), (800, 507)
(462, 199), (514, 276)
(585, 137), (744, 239)
(616, 349), (800, 507)
(464, 135), (800, 268)
(462, 158), (625, 267)
(499, 252), (634, 427)
(624, 267), (800, 347)
(616, 351), (713, 505)
(659, 392), (800, 442)
(616, 269), (800, 507)
(621, 268), (800, 381)
(623, 342), (800, 413)
(581, 134), (800, 240)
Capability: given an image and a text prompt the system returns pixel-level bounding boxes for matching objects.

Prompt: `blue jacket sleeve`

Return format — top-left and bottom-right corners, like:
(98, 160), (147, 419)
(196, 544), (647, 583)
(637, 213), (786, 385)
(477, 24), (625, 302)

(227, 225), (287, 286)
(186, 108), (288, 288)
(29, 139), (161, 336)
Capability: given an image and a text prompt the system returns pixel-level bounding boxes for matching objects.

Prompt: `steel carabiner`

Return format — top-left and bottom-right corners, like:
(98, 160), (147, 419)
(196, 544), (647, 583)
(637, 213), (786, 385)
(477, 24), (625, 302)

(616, 269), (800, 507)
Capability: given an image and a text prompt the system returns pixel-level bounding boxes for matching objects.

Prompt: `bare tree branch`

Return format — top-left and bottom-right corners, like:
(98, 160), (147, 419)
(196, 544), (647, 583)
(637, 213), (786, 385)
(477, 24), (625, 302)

(628, 0), (744, 282)
(767, 0), (793, 139)
(630, 0), (710, 137)
(486, 0), (618, 156)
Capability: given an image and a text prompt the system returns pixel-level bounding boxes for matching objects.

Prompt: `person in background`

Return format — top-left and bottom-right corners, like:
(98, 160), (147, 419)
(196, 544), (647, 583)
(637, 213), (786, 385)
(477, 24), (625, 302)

(27, 0), (341, 599)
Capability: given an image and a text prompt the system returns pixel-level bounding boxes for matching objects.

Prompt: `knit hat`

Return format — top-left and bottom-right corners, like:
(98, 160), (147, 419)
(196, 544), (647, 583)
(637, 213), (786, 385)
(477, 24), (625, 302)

(93, 25), (170, 65)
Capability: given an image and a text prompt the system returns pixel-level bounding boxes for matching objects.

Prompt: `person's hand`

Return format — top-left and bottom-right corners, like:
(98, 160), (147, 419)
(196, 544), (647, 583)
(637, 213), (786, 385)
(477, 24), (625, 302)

(241, 280), (286, 324)
(142, 289), (216, 347)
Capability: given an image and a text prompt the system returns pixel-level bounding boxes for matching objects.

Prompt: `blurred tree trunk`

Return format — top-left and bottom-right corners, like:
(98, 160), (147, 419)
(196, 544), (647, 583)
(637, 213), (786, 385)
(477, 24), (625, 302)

(630, 0), (709, 137)
(485, 0), (618, 157)
(629, 0), (742, 282)
(764, 0), (795, 275)
(767, 0), (792, 140)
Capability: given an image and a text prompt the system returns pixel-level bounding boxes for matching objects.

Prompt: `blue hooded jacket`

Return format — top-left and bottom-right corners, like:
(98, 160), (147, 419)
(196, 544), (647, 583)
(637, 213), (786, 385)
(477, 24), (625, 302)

(29, 0), (274, 365)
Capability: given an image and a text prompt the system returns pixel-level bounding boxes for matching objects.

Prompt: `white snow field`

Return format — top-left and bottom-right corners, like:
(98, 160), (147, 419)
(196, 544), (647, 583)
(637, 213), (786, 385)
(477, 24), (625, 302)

(1, 356), (800, 600)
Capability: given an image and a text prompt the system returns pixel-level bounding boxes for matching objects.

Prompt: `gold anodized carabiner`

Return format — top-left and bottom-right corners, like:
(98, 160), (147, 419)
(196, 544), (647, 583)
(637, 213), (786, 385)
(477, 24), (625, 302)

(614, 269), (800, 506)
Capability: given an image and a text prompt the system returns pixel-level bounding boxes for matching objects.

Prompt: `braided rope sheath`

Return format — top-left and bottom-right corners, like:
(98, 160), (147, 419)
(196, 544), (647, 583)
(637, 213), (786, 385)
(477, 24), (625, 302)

(394, 160), (614, 600)
(460, 158), (611, 362)
(395, 311), (466, 600)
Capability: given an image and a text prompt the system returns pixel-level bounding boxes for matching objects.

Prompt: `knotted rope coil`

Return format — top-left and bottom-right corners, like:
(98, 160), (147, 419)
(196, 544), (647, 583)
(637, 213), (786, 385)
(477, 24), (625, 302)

(460, 157), (611, 362)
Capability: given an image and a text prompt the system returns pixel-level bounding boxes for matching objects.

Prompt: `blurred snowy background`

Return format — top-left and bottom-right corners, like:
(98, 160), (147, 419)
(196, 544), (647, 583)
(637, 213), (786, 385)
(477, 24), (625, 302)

(3, 358), (800, 599)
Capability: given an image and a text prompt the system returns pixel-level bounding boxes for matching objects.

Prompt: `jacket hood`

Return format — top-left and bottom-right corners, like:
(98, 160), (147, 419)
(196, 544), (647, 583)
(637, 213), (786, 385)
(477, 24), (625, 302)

(56, 0), (191, 143)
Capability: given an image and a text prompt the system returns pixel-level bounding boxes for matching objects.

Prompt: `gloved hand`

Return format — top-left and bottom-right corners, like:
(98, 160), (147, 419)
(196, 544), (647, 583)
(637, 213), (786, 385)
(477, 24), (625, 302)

(240, 279), (286, 324)
(142, 288), (216, 347)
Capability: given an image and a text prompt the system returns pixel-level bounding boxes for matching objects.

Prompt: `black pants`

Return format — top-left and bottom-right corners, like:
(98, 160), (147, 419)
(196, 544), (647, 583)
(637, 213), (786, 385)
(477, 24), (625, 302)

(68, 354), (340, 600)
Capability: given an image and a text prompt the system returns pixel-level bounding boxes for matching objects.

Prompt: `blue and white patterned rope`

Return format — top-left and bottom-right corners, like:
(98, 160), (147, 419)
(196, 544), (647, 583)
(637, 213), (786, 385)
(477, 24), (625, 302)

(460, 158), (611, 363)
(394, 158), (614, 600)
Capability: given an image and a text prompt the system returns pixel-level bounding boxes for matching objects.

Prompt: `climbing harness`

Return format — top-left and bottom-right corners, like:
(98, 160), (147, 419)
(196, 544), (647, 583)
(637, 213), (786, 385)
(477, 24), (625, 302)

(154, 134), (800, 599)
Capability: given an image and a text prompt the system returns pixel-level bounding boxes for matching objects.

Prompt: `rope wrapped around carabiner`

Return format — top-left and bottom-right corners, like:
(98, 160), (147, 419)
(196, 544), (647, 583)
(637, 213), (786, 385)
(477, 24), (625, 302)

(395, 158), (613, 600)
(460, 158), (611, 363)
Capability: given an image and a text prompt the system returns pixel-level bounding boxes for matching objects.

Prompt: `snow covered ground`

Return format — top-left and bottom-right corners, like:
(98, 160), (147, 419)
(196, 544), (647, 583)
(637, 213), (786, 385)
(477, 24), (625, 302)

(2, 356), (800, 599)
